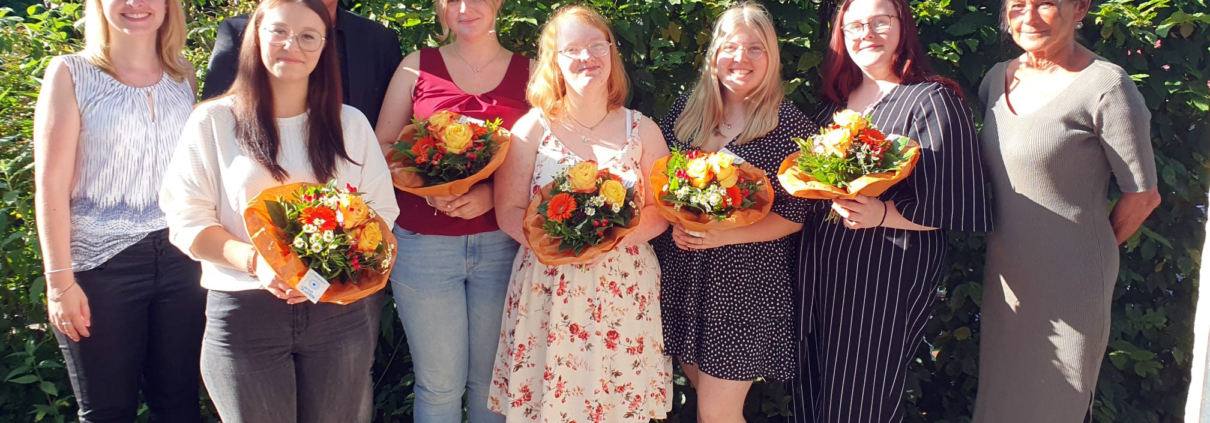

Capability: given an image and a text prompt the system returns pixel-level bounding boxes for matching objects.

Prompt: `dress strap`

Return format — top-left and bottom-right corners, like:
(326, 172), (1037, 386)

(419, 48), (453, 81)
(536, 109), (553, 137)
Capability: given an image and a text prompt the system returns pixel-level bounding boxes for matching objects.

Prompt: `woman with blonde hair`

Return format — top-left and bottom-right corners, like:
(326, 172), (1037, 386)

(650, 2), (816, 421)
(373, 0), (530, 421)
(489, 5), (672, 421)
(33, 0), (203, 420)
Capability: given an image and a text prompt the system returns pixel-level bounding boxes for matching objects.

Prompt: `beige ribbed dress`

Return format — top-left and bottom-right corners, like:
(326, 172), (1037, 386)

(973, 58), (1157, 422)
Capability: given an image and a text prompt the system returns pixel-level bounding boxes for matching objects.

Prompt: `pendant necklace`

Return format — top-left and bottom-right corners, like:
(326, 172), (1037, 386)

(564, 111), (608, 144)
(452, 44), (501, 74)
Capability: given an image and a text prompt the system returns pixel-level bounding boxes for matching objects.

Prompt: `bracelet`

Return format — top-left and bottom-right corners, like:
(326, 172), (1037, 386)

(877, 201), (889, 227)
(48, 281), (78, 302)
(44, 267), (73, 275)
(246, 249), (259, 276)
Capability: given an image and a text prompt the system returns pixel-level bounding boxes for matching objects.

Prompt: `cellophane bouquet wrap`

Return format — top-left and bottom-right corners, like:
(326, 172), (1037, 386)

(522, 160), (642, 266)
(387, 110), (511, 196)
(778, 110), (921, 221)
(649, 149), (772, 232)
(243, 181), (397, 304)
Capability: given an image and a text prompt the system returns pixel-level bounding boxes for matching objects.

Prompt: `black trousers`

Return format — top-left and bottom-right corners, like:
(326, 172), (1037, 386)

(54, 229), (206, 423)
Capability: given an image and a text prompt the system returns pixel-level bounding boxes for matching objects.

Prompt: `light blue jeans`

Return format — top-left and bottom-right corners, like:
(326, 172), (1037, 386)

(390, 227), (518, 423)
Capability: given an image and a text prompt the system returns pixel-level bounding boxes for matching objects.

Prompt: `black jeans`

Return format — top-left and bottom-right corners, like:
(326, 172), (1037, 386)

(54, 229), (206, 423)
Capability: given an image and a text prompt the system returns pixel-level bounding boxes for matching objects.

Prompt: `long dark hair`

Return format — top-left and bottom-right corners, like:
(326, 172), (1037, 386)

(819, 0), (963, 104)
(227, 0), (352, 183)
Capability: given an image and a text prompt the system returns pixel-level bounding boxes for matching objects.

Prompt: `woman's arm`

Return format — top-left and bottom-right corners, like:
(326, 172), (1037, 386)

(669, 213), (802, 250)
(1111, 188), (1160, 245)
(618, 116), (671, 247)
(34, 57), (91, 341)
(832, 196), (938, 231)
(374, 51), (421, 158)
(493, 111), (542, 246)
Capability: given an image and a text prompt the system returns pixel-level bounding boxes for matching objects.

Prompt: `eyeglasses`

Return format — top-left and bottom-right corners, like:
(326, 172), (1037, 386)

(1006, 0), (1061, 16)
(261, 24), (326, 52)
(719, 43), (766, 60)
(558, 41), (612, 60)
(841, 14), (897, 39)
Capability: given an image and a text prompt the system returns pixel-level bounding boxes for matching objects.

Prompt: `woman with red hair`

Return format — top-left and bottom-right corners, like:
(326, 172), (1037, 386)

(788, 0), (992, 420)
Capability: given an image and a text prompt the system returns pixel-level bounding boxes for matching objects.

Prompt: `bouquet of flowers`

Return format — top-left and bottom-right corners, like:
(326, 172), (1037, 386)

(388, 110), (511, 196)
(244, 180), (397, 304)
(778, 110), (921, 220)
(649, 149), (773, 232)
(522, 160), (642, 265)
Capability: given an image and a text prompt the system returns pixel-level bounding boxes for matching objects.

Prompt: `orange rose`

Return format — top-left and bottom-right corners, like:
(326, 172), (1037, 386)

(685, 157), (713, 189)
(351, 221), (383, 253)
(427, 111), (455, 132)
(338, 195), (371, 229)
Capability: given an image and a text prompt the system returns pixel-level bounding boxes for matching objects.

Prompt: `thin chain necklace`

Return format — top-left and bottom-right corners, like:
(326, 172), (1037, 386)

(562, 111), (609, 143)
(451, 43), (502, 74)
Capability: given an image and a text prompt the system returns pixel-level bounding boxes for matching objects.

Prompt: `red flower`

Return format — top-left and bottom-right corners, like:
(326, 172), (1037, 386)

(675, 169), (688, 179)
(470, 123), (489, 137)
(569, 323), (580, 335)
(546, 193), (577, 223)
(467, 153), (478, 160)
(411, 136), (436, 157)
(345, 183), (357, 193)
(726, 186), (743, 208)
(300, 206), (337, 231)
(607, 330), (620, 341)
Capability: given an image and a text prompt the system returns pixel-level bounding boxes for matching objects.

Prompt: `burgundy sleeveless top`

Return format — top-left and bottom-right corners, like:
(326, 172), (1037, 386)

(396, 48), (530, 235)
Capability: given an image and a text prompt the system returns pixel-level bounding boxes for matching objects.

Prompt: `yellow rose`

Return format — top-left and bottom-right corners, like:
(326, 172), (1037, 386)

(567, 161), (600, 193)
(427, 111), (455, 132)
(819, 126), (853, 157)
(599, 180), (627, 206)
(353, 221), (383, 253)
(685, 157), (714, 189)
(440, 123), (475, 154)
(709, 154), (738, 188)
(833, 109), (866, 131)
(338, 195), (371, 229)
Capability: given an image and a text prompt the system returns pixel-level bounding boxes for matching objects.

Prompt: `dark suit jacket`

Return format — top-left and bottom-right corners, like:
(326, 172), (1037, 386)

(200, 9), (403, 128)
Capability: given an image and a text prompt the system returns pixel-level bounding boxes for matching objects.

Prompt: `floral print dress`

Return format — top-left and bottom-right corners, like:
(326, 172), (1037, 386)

(489, 109), (672, 422)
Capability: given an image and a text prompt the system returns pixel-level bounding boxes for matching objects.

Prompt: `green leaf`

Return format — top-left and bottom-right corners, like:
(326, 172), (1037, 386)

(7, 374), (37, 384)
(1133, 360), (1162, 377)
(265, 200), (288, 231)
(954, 326), (972, 340)
(39, 380), (57, 396)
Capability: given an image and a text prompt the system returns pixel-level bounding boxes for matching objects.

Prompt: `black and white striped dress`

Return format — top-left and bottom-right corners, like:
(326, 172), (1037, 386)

(788, 81), (993, 423)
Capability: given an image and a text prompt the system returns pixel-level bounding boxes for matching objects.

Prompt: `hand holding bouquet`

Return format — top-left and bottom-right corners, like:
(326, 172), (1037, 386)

(388, 110), (511, 196)
(244, 181), (397, 304)
(649, 149), (772, 232)
(778, 110), (920, 222)
(522, 161), (642, 265)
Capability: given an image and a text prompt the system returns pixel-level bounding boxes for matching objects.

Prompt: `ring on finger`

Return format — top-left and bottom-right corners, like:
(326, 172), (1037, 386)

(62, 322), (73, 326)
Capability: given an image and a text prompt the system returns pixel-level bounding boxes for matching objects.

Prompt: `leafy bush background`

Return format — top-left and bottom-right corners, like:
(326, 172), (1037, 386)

(0, 0), (1206, 421)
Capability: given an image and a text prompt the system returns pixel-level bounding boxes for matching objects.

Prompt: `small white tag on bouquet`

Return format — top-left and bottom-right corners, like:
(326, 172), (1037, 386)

(454, 115), (487, 126)
(718, 147), (744, 164)
(296, 269), (331, 304)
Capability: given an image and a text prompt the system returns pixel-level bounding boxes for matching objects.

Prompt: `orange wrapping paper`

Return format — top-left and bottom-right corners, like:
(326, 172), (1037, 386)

(648, 155), (774, 232)
(777, 140), (922, 200)
(386, 124), (511, 197)
(521, 181), (642, 266)
(243, 183), (397, 305)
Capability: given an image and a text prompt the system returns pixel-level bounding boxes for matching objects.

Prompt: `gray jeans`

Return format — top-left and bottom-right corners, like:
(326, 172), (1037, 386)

(199, 289), (376, 423)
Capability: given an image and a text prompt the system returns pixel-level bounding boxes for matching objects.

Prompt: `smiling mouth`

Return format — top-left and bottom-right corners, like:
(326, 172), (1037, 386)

(277, 57), (304, 64)
(123, 12), (151, 20)
(728, 70), (753, 77)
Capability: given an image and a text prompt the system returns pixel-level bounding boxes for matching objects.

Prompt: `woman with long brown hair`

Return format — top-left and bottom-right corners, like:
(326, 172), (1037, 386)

(158, 0), (397, 420)
(788, 0), (992, 420)
(33, 0), (203, 419)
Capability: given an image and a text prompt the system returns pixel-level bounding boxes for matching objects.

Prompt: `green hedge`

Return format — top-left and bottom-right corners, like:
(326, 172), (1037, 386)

(1, 0), (1206, 421)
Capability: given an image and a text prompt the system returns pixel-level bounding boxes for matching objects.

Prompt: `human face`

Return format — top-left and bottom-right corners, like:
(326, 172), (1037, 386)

(840, 0), (901, 75)
(714, 25), (769, 100)
(444, 0), (498, 40)
(555, 19), (612, 96)
(258, 3), (326, 84)
(100, 0), (167, 37)
(1006, 0), (1086, 53)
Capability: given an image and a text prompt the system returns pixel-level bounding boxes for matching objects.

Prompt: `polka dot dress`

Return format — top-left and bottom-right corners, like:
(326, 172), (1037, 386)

(650, 94), (818, 381)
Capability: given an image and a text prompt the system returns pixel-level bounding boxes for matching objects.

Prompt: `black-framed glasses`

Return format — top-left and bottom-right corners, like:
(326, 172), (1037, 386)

(841, 14), (897, 39)
(261, 24), (326, 52)
(558, 41), (612, 60)
(719, 43), (766, 60)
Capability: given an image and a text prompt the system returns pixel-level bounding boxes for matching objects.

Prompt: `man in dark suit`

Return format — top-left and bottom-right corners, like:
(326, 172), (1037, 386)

(200, 0), (403, 128)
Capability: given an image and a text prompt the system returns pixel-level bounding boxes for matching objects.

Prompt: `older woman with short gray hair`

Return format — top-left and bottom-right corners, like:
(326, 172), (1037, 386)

(973, 0), (1161, 421)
